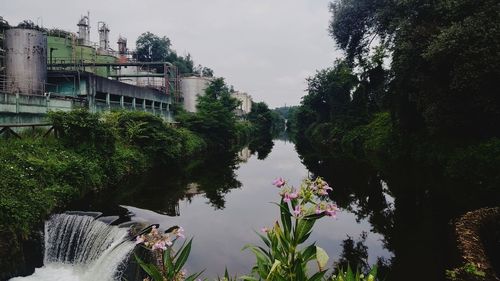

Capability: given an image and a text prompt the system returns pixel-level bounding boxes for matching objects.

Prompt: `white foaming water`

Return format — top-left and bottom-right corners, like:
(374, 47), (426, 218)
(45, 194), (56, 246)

(10, 214), (136, 281)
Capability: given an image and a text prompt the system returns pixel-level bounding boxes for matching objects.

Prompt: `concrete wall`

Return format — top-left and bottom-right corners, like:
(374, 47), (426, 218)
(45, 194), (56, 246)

(180, 76), (211, 112)
(0, 93), (73, 114)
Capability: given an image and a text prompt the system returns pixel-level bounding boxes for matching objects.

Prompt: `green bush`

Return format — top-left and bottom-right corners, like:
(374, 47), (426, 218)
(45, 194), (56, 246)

(0, 138), (104, 234)
(49, 109), (116, 156)
(0, 110), (208, 237)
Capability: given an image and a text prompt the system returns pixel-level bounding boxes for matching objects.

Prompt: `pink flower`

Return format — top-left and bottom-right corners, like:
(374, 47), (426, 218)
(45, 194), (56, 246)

(289, 189), (299, 199)
(315, 205), (324, 215)
(261, 227), (269, 233)
(282, 188), (299, 203)
(152, 241), (167, 251)
(135, 235), (145, 245)
(151, 225), (159, 235)
(165, 239), (173, 247)
(325, 204), (338, 217)
(272, 177), (286, 188)
(318, 189), (329, 196)
(293, 205), (302, 217)
(283, 193), (291, 203)
(175, 226), (185, 239)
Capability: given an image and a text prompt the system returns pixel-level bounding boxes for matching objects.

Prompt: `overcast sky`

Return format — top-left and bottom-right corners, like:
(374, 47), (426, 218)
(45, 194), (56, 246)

(1, 0), (341, 107)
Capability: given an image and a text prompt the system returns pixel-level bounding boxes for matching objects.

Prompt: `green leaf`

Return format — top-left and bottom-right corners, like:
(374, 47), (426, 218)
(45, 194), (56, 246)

(174, 238), (193, 273)
(315, 246), (329, 271)
(134, 254), (164, 281)
(243, 245), (271, 265)
(163, 248), (174, 278)
(308, 270), (327, 281)
(255, 230), (271, 248)
(274, 274), (288, 281)
(295, 218), (315, 244)
(185, 270), (205, 281)
(346, 264), (355, 281)
(277, 199), (292, 239)
(267, 259), (282, 279)
(239, 275), (259, 281)
(304, 213), (325, 220)
(293, 257), (306, 281)
(367, 265), (378, 281)
(301, 243), (317, 262)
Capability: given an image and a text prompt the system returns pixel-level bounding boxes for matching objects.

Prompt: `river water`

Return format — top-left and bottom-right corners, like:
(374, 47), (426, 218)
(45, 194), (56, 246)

(9, 137), (498, 281)
(31, 139), (391, 280)
(120, 139), (392, 277)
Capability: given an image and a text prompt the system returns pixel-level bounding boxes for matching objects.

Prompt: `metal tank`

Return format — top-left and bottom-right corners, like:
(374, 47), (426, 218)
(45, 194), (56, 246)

(180, 76), (211, 112)
(5, 28), (47, 95)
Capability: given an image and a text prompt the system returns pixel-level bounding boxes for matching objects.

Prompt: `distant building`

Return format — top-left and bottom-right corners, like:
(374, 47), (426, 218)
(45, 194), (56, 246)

(231, 91), (252, 116)
(180, 76), (212, 112)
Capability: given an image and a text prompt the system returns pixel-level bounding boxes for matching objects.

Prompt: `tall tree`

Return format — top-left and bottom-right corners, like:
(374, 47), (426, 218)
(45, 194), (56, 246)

(330, 0), (500, 137)
(177, 78), (240, 149)
(135, 32), (194, 74)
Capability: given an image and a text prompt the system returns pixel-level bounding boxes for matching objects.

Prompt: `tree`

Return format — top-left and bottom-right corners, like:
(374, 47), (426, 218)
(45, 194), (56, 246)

(194, 65), (214, 77)
(176, 78), (240, 149)
(136, 32), (171, 62)
(247, 102), (273, 136)
(135, 32), (194, 74)
(329, 0), (500, 137)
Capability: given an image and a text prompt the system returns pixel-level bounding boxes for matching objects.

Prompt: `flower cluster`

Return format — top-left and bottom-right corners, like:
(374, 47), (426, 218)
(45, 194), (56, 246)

(315, 202), (339, 217)
(135, 225), (185, 252)
(269, 176), (338, 219)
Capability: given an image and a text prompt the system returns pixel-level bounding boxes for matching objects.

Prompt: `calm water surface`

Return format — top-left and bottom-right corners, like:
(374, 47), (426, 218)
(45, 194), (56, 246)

(117, 140), (392, 277)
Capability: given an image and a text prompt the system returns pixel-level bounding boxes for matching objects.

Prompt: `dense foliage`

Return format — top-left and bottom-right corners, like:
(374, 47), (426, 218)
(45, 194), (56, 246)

(176, 78), (241, 149)
(0, 110), (205, 237)
(290, 0), (500, 183)
(287, 1), (500, 279)
(329, 0), (500, 137)
(135, 32), (213, 76)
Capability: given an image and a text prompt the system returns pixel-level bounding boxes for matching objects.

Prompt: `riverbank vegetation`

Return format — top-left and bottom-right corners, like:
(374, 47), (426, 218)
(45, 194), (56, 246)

(289, 0), (500, 202)
(0, 83), (282, 278)
(286, 0), (499, 279)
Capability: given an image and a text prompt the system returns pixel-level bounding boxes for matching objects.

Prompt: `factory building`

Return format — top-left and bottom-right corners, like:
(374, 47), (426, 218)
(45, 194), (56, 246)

(0, 15), (181, 123)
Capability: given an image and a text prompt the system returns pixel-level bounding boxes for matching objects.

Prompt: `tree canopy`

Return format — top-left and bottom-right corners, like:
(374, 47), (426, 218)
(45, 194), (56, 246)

(176, 78), (240, 149)
(330, 0), (500, 137)
(135, 32), (213, 76)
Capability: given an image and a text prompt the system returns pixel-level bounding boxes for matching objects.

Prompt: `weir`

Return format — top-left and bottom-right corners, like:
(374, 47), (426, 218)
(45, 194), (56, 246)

(10, 213), (136, 281)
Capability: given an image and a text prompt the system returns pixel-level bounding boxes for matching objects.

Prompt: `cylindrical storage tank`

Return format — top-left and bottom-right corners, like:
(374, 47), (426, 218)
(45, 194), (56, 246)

(180, 76), (211, 112)
(5, 28), (47, 95)
(74, 45), (96, 73)
(74, 45), (96, 64)
(95, 54), (117, 77)
(47, 35), (73, 64)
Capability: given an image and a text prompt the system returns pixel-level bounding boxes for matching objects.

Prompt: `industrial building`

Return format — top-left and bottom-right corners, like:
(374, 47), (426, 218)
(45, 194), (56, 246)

(231, 91), (252, 116)
(0, 15), (180, 124)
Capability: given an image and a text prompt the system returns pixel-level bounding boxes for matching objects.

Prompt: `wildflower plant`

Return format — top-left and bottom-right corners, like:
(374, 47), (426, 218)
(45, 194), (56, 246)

(134, 225), (203, 281)
(241, 177), (339, 281)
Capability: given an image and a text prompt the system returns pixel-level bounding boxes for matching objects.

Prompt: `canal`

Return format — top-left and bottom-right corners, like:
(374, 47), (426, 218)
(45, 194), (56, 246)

(11, 139), (394, 280)
(115, 139), (392, 277)
(18, 135), (490, 281)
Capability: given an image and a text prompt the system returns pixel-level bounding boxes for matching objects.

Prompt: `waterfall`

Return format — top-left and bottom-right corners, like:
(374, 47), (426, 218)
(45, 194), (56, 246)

(10, 213), (136, 281)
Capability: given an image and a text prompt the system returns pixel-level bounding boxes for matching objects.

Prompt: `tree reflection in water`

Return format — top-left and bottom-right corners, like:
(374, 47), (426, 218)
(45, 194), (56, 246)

(294, 138), (499, 281)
